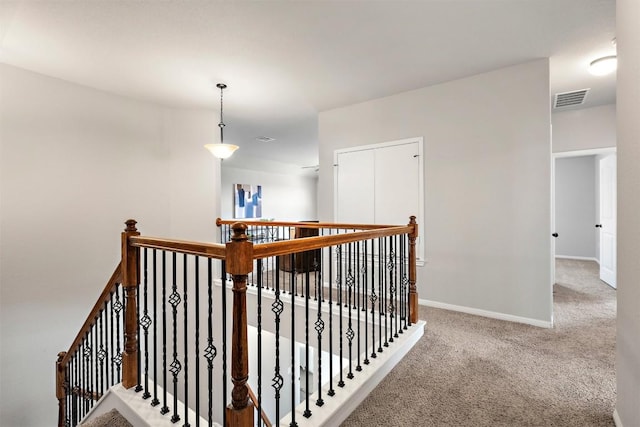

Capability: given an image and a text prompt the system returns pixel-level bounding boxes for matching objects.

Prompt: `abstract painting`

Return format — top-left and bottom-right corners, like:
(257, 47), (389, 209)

(234, 184), (263, 218)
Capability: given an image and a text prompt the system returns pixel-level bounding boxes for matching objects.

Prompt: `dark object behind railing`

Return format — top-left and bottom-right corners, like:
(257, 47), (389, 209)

(57, 217), (419, 427)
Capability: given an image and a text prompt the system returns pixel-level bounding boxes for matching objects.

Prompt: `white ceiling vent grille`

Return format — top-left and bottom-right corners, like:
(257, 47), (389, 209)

(554, 89), (589, 108)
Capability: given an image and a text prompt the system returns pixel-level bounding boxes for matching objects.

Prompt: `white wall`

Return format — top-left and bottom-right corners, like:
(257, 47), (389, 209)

(0, 64), (221, 427)
(554, 156), (597, 259)
(616, 0), (640, 425)
(221, 166), (317, 221)
(552, 104), (616, 153)
(318, 59), (552, 325)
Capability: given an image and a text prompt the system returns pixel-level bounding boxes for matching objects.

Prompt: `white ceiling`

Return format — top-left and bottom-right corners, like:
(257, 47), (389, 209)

(0, 1), (616, 172)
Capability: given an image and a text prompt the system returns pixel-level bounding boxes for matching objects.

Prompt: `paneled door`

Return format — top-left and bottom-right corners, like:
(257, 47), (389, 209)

(334, 137), (424, 261)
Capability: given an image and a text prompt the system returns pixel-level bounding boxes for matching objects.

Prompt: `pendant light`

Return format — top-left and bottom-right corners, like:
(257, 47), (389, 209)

(205, 83), (239, 159)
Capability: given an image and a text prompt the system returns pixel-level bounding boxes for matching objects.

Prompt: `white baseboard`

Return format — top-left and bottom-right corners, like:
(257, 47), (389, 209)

(555, 255), (599, 263)
(613, 408), (623, 427)
(418, 298), (553, 329)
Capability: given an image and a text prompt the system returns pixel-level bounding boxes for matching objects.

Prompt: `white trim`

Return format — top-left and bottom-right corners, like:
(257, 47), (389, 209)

(555, 255), (599, 263)
(553, 147), (616, 158)
(418, 298), (553, 329)
(613, 408), (623, 427)
(82, 381), (213, 427)
(281, 320), (425, 427)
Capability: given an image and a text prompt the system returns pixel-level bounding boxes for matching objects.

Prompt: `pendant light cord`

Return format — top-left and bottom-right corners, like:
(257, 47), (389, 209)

(218, 84), (225, 144)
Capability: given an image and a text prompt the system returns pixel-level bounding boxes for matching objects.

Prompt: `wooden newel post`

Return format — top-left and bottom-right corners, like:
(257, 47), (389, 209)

(56, 351), (67, 427)
(408, 216), (419, 324)
(121, 219), (140, 389)
(225, 223), (255, 427)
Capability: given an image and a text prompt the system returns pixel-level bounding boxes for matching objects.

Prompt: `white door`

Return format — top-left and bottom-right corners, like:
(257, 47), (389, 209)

(335, 149), (375, 224)
(599, 154), (616, 288)
(373, 143), (420, 225)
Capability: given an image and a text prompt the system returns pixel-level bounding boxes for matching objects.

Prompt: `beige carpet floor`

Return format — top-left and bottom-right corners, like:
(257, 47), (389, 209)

(342, 259), (616, 426)
(80, 408), (132, 427)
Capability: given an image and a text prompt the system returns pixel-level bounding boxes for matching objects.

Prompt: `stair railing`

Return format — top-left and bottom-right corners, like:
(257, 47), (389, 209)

(56, 264), (126, 426)
(57, 217), (419, 427)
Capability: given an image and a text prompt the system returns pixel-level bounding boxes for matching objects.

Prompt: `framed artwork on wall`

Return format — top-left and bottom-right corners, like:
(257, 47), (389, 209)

(234, 184), (262, 219)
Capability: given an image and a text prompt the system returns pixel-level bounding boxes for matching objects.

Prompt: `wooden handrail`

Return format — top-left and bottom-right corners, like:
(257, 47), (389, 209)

(60, 263), (122, 367)
(247, 384), (272, 427)
(252, 226), (412, 259)
(129, 236), (226, 259)
(216, 217), (399, 230)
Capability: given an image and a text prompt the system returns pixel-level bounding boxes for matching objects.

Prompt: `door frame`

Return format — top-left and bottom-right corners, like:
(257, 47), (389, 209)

(552, 147), (617, 285)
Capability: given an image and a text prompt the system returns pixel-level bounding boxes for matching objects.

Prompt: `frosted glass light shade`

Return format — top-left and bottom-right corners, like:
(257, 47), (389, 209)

(204, 143), (239, 159)
(589, 56), (617, 76)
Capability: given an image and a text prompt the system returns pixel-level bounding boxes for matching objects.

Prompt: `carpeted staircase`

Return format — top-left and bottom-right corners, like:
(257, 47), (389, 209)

(80, 408), (132, 427)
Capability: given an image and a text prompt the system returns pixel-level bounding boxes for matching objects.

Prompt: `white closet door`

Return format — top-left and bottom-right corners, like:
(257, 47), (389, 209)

(374, 143), (420, 225)
(335, 149), (375, 224)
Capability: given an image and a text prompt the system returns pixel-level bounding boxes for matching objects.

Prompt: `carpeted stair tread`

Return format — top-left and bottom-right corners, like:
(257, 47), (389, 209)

(80, 408), (133, 427)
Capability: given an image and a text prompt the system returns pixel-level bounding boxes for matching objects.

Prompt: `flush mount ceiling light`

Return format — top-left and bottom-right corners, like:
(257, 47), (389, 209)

(589, 55), (617, 76)
(204, 83), (239, 159)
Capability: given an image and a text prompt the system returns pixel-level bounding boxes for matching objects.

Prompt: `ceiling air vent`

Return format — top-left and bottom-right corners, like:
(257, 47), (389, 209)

(255, 136), (275, 143)
(554, 89), (589, 109)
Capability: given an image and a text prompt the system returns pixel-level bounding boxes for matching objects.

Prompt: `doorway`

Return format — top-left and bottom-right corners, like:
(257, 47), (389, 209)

(553, 148), (617, 288)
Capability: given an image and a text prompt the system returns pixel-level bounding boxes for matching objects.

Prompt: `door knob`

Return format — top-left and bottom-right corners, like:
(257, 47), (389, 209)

(595, 224), (603, 228)
(552, 233), (558, 238)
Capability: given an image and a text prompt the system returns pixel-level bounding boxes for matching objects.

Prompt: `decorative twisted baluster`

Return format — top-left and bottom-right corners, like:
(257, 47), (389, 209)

(169, 252), (182, 424)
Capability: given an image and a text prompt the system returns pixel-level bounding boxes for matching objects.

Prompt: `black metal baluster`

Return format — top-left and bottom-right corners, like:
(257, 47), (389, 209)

(290, 265), (297, 427)
(110, 292), (115, 386)
(272, 256), (283, 424)
(80, 342), (85, 417)
(378, 238), (384, 354)
(85, 334), (92, 412)
(170, 252), (182, 423)
(356, 241), (362, 372)
(161, 251), (169, 415)
(383, 237), (389, 348)
(399, 235), (405, 332)
(337, 244), (344, 388)
(315, 245), (325, 407)
(346, 243), (354, 380)
(205, 258), (217, 427)
(388, 236), (395, 343)
(370, 238), (377, 360)
(85, 338), (91, 414)
(98, 310), (106, 399)
(402, 234), (409, 331)
(363, 240), (369, 366)
(327, 243), (335, 397)
(151, 250), (160, 407)
(141, 248), (152, 400)
(103, 300), (110, 392)
(194, 257), (200, 427)
(257, 259), (263, 427)
(73, 353), (79, 426)
(393, 235), (402, 338)
(182, 253), (190, 427)
(303, 263), (311, 419)
(136, 268), (143, 393)
(92, 322), (97, 407)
